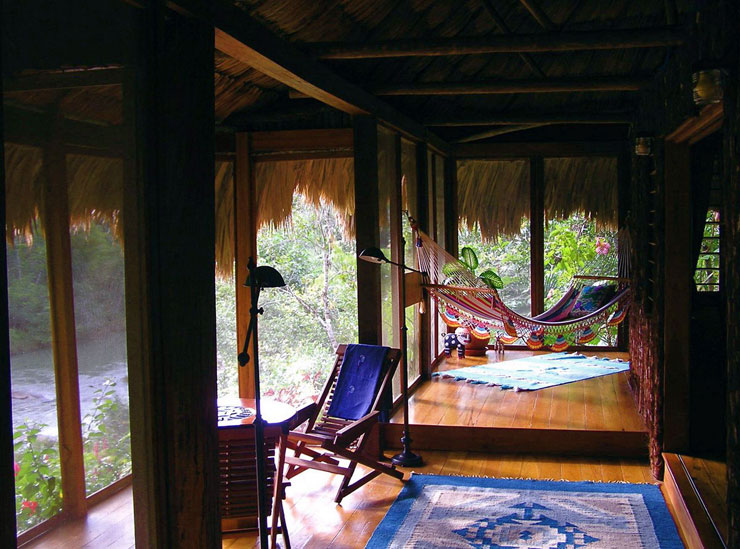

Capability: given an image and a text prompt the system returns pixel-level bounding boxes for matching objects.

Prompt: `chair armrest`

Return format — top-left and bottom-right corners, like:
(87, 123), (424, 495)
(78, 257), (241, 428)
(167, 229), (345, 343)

(289, 402), (318, 430)
(333, 411), (380, 446)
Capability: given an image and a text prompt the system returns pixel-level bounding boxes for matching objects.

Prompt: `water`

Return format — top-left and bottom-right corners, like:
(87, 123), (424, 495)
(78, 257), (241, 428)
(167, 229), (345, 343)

(10, 331), (129, 437)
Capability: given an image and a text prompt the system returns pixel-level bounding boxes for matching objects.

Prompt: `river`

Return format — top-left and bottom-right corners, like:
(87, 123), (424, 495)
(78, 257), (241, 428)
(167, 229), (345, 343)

(10, 331), (129, 437)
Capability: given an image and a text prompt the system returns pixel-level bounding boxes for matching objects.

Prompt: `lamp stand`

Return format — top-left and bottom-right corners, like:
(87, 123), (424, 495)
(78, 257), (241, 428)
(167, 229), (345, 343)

(391, 238), (423, 467)
(247, 257), (269, 549)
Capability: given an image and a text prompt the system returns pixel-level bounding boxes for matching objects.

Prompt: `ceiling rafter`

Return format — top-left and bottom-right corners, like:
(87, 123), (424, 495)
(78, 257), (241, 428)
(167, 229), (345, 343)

(480, 0), (545, 78)
(308, 26), (685, 59)
(369, 76), (648, 96)
(518, 0), (556, 30)
(425, 111), (633, 126)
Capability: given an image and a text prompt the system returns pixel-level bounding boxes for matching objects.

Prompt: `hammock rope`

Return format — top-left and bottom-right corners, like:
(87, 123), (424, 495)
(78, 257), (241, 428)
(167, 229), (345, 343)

(411, 220), (631, 351)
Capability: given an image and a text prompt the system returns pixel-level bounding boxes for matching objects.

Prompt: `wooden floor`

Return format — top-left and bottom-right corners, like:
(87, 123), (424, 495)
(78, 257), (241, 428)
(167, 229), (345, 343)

(23, 451), (655, 549)
(393, 350), (645, 432)
(681, 454), (728, 544)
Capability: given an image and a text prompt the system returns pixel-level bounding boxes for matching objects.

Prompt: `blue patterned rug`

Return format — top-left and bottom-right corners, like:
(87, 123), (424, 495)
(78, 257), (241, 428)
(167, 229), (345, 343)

(432, 353), (630, 391)
(367, 475), (682, 548)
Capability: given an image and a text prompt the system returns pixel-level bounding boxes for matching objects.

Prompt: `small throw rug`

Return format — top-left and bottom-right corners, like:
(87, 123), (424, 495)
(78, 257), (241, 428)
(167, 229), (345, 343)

(432, 352), (629, 391)
(366, 474), (683, 548)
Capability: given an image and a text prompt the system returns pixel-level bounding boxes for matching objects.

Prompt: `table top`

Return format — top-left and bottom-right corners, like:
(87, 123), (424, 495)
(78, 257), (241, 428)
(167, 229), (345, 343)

(217, 397), (297, 428)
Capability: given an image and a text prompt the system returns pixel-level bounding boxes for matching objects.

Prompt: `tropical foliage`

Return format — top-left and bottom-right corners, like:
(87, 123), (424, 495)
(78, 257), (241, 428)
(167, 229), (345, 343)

(216, 194), (358, 406)
(459, 212), (618, 345)
(13, 380), (130, 532)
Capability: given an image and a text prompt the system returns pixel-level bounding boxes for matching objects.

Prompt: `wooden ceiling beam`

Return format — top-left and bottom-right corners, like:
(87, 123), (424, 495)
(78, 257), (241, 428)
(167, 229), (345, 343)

(213, 1), (449, 153)
(455, 124), (547, 143)
(311, 27), (685, 59)
(455, 141), (627, 159)
(370, 76), (648, 96)
(4, 105), (124, 152)
(518, 0), (556, 31)
(426, 112), (633, 126)
(480, 0), (544, 78)
(3, 67), (126, 92)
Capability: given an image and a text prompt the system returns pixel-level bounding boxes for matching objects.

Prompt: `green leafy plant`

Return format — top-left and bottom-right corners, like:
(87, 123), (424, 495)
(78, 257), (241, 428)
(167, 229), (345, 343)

(455, 246), (505, 289)
(13, 421), (63, 531)
(14, 379), (131, 533)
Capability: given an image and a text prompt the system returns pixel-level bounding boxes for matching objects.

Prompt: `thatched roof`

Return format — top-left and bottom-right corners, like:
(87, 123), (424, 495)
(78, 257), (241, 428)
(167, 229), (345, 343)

(213, 157), (354, 276)
(458, 156), (618, 241)
(5, 143), (123, 245)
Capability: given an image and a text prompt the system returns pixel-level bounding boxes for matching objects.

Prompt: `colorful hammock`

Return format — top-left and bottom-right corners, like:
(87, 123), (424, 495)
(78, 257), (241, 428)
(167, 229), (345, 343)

(412, 225), (631, 351)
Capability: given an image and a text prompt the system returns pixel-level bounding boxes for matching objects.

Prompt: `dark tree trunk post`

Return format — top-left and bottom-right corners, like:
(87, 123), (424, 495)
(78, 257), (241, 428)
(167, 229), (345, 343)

(125, 4), (220, 547)
(353, 115), (382, 345)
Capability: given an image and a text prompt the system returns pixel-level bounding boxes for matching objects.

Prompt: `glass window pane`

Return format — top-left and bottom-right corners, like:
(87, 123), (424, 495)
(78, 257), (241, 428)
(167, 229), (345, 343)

(69, 214), (131, 496)
(214, 161), (238, 397)
(7, 227), (62, 532)
(257, 192), (358, 407)
(457, 160), (531, 316)
(401, 139), (420, 381)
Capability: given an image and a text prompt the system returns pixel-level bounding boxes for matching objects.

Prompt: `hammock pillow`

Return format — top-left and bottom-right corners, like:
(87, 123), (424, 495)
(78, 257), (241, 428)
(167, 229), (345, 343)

(568, 284), (617, 318)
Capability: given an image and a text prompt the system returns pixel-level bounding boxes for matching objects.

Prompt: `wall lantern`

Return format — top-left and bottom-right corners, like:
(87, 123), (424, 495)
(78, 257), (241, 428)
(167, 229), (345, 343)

(692, 69), (725, 107)
(634, 136), (653, 157)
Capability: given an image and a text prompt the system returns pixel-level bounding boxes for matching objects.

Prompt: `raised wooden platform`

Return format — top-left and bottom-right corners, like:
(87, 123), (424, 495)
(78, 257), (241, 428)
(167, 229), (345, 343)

(389, 350), (648, 457)
(662, 452), (727, 548)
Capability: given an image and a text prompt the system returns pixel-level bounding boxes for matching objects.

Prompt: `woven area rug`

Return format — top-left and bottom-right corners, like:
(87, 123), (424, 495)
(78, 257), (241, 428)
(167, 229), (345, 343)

(432, 352), (630, 391)
(366, 474), (683, 548)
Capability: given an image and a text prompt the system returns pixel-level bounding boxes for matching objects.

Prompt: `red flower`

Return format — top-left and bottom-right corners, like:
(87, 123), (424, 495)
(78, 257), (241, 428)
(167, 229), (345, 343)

(595, 237), (611, 255)
(93, 441), (100, 460)
(13, 462), (20, 477)
(21, 500), (38, 515)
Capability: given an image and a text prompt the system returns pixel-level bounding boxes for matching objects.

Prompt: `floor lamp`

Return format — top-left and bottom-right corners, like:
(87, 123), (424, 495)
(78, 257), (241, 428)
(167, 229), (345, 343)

(359, 240), (424, 467)
(237, 257), (285, 549)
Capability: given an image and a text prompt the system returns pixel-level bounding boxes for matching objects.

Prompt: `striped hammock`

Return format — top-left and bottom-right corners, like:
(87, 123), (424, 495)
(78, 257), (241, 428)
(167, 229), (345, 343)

(412, 224), (631, 351)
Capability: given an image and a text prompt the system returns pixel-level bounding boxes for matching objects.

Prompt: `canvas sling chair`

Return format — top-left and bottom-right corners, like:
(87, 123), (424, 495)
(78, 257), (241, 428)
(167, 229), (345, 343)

(280, 344), (404, 504)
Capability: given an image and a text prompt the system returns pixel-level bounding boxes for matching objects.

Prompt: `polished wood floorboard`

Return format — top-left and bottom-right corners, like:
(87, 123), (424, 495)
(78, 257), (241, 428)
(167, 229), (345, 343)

(393, 350), (644, 432)
(681, 454), (728, 544)
(24, 451), (655, 549)
(22, 486), (134, 549)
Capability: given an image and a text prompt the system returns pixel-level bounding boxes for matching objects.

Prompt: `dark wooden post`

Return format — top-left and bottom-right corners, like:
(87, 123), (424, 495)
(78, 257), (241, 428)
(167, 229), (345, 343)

(0, 101), (18, 546)
(354, 115), (382, 345)
(235, 133), (257, 399)
(124, 5), (220, 547)
(617, 150), (631, 351)
(530, 157), (545, 316)
(662, 139), (691, 453)
(416, 142), (431, 378)
(444, 155), (459, 257)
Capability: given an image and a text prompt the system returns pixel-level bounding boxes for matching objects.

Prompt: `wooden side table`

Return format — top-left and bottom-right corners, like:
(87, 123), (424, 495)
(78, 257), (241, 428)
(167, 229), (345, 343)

(217, 398), (296, 541)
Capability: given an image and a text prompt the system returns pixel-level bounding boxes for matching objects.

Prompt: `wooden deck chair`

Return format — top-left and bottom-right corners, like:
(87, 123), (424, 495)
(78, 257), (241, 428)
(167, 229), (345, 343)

(281, 344), (404, 504)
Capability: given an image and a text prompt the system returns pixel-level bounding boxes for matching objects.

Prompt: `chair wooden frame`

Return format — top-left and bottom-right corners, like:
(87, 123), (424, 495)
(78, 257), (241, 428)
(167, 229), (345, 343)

(281, 344), (405, 504)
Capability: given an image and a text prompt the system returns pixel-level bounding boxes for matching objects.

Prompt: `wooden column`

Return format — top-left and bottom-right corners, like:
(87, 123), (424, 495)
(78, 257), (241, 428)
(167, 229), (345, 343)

(354, 116), (382, 345)
(444, 156), (459, 257)
(529, 157), (545, 316)
(662, 140), (691, 452)
(617, 150), (631, 351)
(41, 111), (87, 519)
(0, 104), (18, 544)
(124, 6), (219, 547)
(416, 142), (431, 378)
(235, 133), (257, 398)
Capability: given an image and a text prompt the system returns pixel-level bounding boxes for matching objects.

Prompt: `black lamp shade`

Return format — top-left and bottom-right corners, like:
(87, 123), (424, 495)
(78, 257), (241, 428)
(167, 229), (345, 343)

(245, 265), (286, 288)
(358, 247), (388, 264)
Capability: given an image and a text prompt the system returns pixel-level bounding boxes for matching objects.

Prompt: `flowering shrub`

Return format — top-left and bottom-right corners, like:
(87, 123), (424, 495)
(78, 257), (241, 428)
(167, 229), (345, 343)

(13, 421), (63, 531)
(14, 378), (131, 533)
